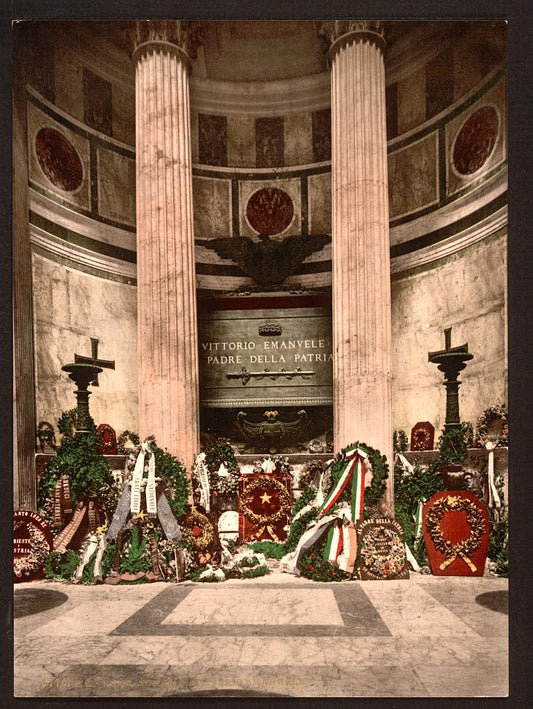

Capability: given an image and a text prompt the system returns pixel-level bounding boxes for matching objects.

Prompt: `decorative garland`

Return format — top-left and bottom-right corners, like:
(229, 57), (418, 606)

(425, 495), (485, 572)
(117, 430), (141, 454)
(13, 521), (50, 580)
(240, 476), (292, 526)
(359, 526), (405, 578)
(181, 508), (215, 551)
(475, 405), (508, 447)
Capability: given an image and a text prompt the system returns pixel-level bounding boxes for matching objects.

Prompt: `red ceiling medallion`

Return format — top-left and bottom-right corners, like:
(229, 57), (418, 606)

(35, 127), (84, 192)
(246, 187), (294, 235)
(452, 106), (499, 176)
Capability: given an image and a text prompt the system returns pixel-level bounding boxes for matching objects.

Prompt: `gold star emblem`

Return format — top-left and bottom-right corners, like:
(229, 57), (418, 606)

(260, 492), (272, 505)
(135, 510), (147, 521)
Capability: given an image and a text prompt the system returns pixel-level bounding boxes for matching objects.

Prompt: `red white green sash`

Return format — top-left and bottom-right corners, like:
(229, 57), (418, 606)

(318, 444), (368, 521)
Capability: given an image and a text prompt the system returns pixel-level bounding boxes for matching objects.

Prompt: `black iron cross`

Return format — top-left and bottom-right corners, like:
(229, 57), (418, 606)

(428, 327), (469, 360)
(74, 337), (115, 386)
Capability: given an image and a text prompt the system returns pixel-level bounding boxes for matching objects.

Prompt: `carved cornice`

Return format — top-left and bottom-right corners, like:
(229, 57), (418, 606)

(130, 20), (203, 69)
(319, 20), (387, 62)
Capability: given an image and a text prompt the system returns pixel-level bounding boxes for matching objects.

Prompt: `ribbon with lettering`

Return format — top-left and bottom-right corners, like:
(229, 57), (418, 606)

(145, 448), (157, 515)
(131, 441), (151, 514)
(193, 452), (211, 513)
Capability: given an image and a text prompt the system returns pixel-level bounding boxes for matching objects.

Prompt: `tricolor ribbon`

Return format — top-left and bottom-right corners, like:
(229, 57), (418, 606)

(318, 445), (367, 521)
(336, 520), (358, 574)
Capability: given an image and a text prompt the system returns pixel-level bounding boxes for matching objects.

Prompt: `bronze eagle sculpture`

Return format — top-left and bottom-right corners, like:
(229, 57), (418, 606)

(204, 233), (331, 289)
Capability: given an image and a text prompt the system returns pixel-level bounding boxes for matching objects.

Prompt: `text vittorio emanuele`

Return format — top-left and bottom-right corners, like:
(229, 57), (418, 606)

(200, 339), (333, 365)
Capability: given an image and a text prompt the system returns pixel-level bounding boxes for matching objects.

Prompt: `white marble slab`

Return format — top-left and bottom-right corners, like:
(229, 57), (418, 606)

(161, 588), (344, 626)
(360, 581), (479, 637)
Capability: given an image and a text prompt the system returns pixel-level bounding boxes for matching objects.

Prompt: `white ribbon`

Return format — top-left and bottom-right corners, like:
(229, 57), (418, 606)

(485, 442), (501, 511)
(74, 532), (99, 580)
(395, 453), (415, 476)
(193, 453), (211, 513)
(131, 441), (150, 514)
(145, 449), (157, 515)
(405, 543), (421, 572)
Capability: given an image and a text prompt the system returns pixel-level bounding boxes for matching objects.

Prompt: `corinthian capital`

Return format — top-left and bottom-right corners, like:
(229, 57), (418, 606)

(319, 20), (386, 60)
(130, 20), (203, 68)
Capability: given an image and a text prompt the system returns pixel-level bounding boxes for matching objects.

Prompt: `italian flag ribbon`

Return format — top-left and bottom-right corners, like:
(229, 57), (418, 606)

(318, 445), (368, 521)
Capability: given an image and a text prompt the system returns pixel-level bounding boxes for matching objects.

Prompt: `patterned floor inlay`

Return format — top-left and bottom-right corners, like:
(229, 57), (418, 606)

(111, 583), (391, 637)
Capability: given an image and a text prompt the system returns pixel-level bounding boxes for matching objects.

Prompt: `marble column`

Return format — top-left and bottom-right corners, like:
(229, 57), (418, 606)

(322, 21), (394, 513)
(132, 21), (202, 470)
(13, 26), (37, 510)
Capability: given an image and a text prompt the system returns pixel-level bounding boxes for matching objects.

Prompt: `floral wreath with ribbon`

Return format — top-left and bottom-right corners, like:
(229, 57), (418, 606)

(475, 405), (508, 447)
(425, 495), (485, 572)
(240, 475), (292, 526)
(359, 526), (406, 578)
(13, 521), (50, 580)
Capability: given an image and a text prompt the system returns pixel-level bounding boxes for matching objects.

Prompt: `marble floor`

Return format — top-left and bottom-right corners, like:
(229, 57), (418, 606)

(13, 572), (508, 698)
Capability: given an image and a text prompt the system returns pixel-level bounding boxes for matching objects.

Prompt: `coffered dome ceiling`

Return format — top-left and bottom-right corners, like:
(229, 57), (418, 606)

(79, 19), (505, 84)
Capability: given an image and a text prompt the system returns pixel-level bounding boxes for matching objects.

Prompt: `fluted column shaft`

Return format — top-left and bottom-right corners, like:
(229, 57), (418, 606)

(133, 23), (201, 470)
(326, 23), (394, 512)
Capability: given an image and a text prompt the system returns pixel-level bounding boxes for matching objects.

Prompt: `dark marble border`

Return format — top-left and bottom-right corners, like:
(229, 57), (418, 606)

(110, 583), (391, 638)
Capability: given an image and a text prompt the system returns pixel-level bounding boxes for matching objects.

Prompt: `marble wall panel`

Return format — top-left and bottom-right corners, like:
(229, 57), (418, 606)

(27, 37), (55, 103)
(239, 178), (300, 238)
(386, 83), (398, 140)
(97, 147), (136, 226)
(453, 35), (486, 101)
(307, 172), (332, 235)
(388, 132), (439, 220)
(256, 117), (284, 168)
(397, 67), (426, 134)
(112, 83), (135, 146)
(312, 109), (331, 162)
(198, 114), (228, 166)
(190, 111), (199, 163)
(192, 177), (232, 238)
(227, 115), (256, 167)
(53, 46), (84, 122)
(28, 103), (91, 211)
(391, 233), (507, 434)
(446, 79), (506, 197)
(426, 49), (454, 120)
(83, 68), (113, 137)
(32, 252), (138, 436)
(284, 113), (313, 166)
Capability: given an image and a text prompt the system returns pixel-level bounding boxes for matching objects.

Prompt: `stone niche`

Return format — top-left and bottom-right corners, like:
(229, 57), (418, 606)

(198, 293), (333, 454)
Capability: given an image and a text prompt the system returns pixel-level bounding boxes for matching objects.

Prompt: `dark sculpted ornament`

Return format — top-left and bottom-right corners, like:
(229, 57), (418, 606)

(205, 233), (330, 290)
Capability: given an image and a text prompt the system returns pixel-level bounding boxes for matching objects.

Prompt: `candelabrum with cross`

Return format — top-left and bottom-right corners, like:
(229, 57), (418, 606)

(62, 338), (115, 434)
(428, 327), (473, 433)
